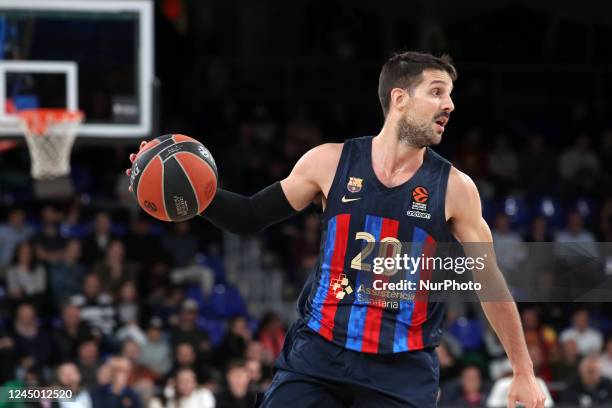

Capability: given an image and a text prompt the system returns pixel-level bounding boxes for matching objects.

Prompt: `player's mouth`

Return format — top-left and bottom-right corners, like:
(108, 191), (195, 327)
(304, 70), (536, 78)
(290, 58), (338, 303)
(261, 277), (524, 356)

(434, 116), (448, 132)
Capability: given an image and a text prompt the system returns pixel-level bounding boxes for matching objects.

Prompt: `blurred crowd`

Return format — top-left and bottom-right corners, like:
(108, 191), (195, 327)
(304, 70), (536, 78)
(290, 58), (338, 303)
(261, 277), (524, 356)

(0, 207), (289, 407)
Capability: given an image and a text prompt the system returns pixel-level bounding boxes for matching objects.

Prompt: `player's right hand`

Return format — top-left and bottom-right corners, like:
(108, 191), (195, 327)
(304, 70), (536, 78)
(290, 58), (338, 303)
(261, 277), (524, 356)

(125, 140), (148, 192)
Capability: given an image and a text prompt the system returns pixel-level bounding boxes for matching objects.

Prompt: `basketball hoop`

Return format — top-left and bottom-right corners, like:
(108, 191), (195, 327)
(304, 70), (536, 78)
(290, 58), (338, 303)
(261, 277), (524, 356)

(17, 108), (83, 180)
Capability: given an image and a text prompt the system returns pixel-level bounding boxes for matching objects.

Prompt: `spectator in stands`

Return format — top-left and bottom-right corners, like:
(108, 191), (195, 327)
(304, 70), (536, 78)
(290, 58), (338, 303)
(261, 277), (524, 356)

(81, 212), (114, 265)
(522, 219), (556, 296)
(559, 134), (601, 194)
(168, 341), (212, 385)
(92, 240), (137, 297)
(215, 360), (256, 408)
(48, 239), (86, 307)
(11, 303), (51, 373)
(56, 362), (92, 408)
(116, 280), (140, 327)
(163, 221), (200, 267)
(171, 367), (216, 408)
(90, 356), (141, 408)
(559, 355), (612, 406)
(555, 211), (597, 251)
(216, 316), (253, 366)
(6, 241), (47, 308)
(120, 339), (159, 386)
(439, 365), (487, 407)
(520, 133), (556, 196)
(150, 283), (183, 327)
(600, 337), (612, 381)
(524, 216), (553, 242)
(522, 308), (557, 368)
(33, 205), (66, 264)
(70, 274), (116, 337)
(77, 339), (102, 390)
(139, 317), (172, 377)
(124, 216), (163, 267)
(491, 213), (527, 280)
(245, 358), (264, 393)
(256, 312), (285, 359)
(115, 281), (147, 346)
(0, 209), (33, 271)
(552, 338), (580, 382)
(171, 342), (198, 374)
(487, 135), (519, 194)
(560, 309), (603, 356)
(52, 303), (95, 363)
(448, 311), (484, 355)
(246, 340), (275, 367)
(170, 299), (211, 354)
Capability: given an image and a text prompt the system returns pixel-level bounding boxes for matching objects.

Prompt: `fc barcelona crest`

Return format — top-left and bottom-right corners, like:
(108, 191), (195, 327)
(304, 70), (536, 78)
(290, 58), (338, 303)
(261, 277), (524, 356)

(347, 177), (363, 193)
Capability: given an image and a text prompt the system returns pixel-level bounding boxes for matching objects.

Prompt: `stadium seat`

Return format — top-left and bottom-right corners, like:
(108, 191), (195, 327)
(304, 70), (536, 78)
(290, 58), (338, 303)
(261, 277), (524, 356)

(203, 283), (248, 319)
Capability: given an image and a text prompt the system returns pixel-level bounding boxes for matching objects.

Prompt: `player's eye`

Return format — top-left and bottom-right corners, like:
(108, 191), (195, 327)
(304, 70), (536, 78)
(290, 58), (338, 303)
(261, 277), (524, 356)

(432, 88), (441, 96)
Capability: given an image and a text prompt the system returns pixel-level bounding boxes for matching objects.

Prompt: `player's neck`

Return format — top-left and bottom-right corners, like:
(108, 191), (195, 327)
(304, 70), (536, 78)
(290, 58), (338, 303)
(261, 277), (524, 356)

(373, 124), (425, 176)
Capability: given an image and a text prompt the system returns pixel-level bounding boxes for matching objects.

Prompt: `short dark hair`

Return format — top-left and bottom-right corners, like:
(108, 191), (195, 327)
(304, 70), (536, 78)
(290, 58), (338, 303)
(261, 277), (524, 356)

(378, 51), (457, 117)
(225, 358), (247, 373)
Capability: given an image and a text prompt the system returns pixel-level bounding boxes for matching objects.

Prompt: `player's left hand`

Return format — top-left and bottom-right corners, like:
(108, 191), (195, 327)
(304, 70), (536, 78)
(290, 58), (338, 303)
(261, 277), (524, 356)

(507, 372), (546, 408)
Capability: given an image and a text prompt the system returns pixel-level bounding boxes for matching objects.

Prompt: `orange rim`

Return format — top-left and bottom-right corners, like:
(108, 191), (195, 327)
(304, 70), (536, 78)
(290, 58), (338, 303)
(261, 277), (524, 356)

(17, 108), (84, 136)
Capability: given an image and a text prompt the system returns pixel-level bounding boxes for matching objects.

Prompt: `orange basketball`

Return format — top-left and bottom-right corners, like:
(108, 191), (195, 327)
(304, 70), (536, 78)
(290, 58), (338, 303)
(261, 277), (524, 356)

(129, 134), (217, 222)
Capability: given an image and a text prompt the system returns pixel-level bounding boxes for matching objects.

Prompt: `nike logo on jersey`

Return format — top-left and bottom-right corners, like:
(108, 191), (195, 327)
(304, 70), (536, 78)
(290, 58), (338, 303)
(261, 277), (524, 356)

(342, 196), (361, 203)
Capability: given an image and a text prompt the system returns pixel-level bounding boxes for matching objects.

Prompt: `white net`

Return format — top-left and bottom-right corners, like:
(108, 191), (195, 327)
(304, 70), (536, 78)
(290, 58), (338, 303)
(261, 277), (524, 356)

(18, 109), (83, 179)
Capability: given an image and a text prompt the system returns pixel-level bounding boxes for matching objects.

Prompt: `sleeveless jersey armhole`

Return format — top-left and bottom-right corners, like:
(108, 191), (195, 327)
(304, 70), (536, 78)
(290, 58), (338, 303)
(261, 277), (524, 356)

(435, 158), (453, 242)
(439, 161), (452, 222)
(321, 141), (351, 220)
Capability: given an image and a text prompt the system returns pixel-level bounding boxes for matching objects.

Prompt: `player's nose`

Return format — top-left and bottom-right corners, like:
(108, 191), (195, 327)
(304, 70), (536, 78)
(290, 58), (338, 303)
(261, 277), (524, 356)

(442, 97), (455, 113)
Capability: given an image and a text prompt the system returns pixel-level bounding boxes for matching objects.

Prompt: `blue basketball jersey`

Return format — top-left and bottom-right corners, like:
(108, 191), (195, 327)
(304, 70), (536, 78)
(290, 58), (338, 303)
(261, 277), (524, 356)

(298, 135), (453, 354)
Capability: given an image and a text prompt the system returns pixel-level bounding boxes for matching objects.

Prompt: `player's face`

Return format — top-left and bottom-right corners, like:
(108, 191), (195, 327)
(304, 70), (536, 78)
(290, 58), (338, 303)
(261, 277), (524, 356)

(398, 69), (454, 147)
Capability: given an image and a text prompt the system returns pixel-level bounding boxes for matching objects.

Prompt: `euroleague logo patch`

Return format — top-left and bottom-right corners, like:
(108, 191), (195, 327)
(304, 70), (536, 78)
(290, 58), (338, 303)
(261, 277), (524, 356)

(407, 186), (431, 219)
(412, 186), (429, 203)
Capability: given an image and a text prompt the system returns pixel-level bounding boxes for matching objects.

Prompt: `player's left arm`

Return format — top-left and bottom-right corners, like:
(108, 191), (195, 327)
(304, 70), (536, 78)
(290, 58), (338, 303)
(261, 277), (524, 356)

(446, 167), (546, 408)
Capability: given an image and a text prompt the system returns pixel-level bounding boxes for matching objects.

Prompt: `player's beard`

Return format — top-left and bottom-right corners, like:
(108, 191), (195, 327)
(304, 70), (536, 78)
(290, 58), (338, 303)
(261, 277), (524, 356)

(396, 114), (441, 148)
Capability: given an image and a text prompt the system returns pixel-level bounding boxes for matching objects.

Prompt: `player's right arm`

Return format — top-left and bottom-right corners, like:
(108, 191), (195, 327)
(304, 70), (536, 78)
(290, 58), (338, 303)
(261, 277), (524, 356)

(127, 142), (341, 234)
(202, 142), (341, 234)
(280, 143), (342, 211)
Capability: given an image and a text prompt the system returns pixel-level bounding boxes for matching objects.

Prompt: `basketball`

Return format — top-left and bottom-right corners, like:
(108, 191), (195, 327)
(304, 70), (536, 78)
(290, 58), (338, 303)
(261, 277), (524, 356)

(129, 134), (218, 222)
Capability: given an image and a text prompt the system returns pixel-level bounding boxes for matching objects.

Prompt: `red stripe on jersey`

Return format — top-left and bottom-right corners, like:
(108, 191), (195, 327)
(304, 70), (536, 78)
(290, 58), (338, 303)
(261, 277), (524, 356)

(361, 218), (399, 353)
(408, 235), (437, 350)
(318, 213), (351, 341)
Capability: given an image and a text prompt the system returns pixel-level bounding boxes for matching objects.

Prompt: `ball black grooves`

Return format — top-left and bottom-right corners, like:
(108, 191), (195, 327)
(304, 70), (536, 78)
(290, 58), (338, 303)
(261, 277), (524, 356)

(163, 156), (199, 221)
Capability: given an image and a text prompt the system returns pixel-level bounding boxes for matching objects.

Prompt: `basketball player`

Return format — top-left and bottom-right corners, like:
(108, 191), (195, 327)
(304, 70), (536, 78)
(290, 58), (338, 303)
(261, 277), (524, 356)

(127, 52), (546, 407)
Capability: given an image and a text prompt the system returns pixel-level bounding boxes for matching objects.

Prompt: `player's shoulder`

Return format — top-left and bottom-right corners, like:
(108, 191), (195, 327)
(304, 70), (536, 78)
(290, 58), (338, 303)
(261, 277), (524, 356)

(299, 142), (343, 167)
(307, 142), (343, 157)
(448, 166), (478, 196)
(291, 143), (343, 180)
(446, 166), (481, 215)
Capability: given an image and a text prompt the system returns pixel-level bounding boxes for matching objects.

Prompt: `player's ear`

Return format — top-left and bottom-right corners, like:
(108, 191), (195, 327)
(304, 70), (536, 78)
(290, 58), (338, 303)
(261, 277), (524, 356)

(390, 88), (409, 112)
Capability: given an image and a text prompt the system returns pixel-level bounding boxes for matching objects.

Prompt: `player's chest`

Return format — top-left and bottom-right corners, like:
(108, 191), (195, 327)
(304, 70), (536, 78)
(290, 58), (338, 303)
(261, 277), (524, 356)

(328, 174), (438, 224)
